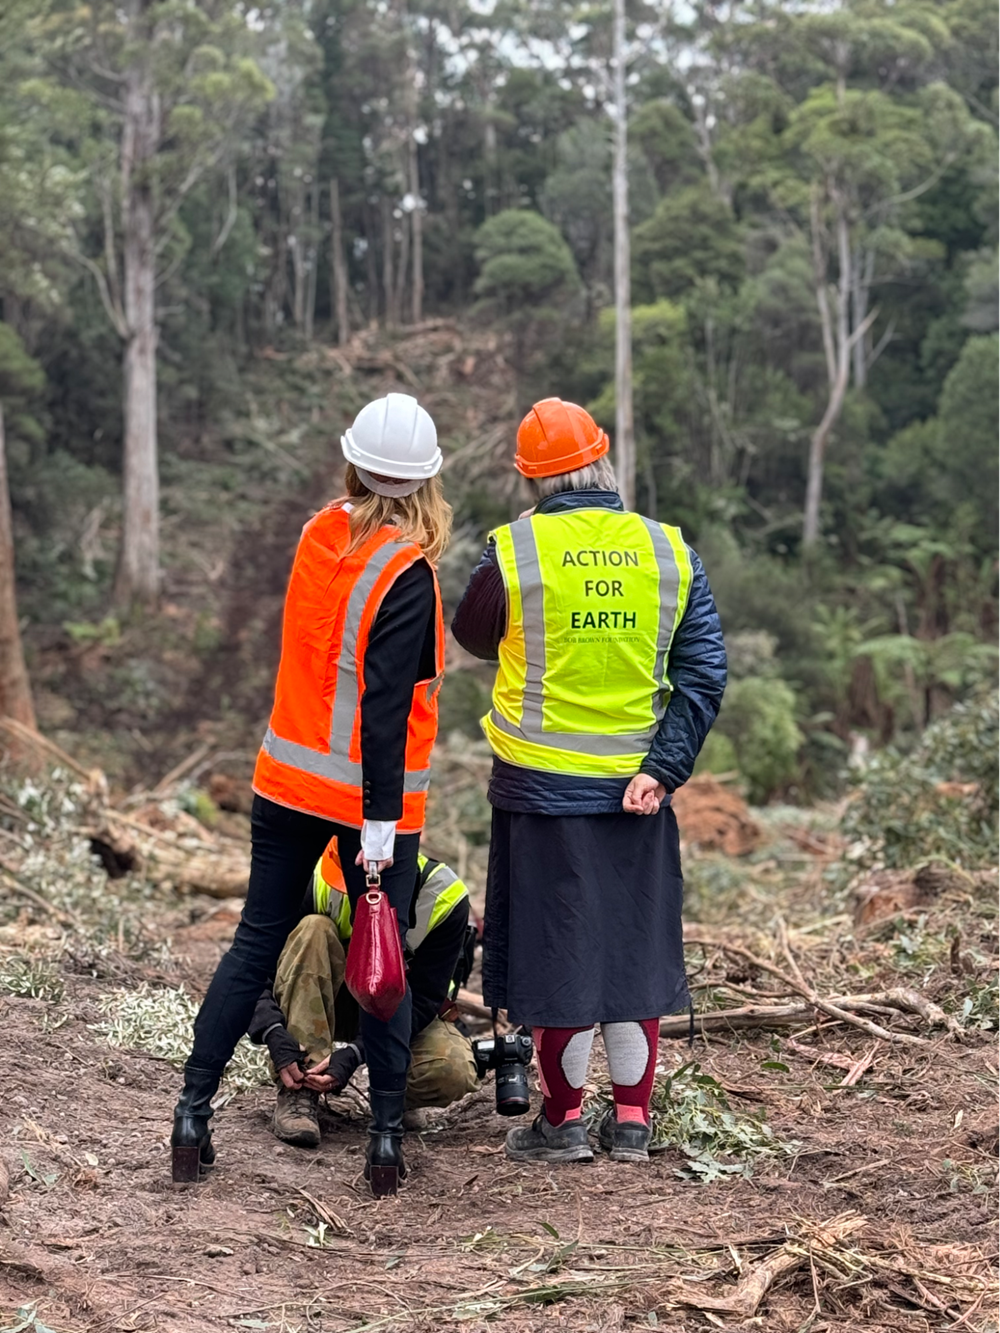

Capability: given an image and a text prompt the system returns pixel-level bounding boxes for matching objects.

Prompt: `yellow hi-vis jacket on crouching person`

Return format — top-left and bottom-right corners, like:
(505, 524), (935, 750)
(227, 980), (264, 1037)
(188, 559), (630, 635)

(312, 842), (469, 956)
(483, 508), (693, 777)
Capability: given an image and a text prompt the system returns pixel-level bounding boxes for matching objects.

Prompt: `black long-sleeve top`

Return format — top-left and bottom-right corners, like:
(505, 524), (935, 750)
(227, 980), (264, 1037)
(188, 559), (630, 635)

(451, 489), (727, 813)
(361, 559), (437, 821)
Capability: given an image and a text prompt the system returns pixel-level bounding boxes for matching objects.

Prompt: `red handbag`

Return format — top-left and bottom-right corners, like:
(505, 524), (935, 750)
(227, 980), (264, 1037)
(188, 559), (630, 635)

(345, 874), (407, 1022)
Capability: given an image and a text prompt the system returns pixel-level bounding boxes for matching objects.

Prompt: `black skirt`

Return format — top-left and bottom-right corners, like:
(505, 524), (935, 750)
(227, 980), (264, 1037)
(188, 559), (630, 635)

(482, 804), (689, 1027)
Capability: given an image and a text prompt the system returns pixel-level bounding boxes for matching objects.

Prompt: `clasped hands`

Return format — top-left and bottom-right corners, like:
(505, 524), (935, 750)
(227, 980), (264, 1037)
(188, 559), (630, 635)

(622, 772), (667, 815)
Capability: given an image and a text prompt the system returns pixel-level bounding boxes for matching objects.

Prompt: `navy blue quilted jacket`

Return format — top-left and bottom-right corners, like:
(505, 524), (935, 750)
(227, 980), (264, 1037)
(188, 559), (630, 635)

(451, 489), (728, 815)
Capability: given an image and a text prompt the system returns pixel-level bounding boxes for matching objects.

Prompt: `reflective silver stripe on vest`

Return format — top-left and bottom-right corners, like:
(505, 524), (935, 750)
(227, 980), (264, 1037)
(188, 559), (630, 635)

(512, 519), (546, 735)
(406, 863), (461, 952)
(261, 728), (431, 792)
(639, 517), (681, 692)
(486, 708), (658, 755)
(492, 513), (681, 756)
(262, 537), (432, 792)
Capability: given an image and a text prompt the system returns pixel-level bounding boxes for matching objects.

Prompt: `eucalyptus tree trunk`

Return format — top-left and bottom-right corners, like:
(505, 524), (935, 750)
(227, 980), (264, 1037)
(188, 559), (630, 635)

(114, 18), (161, 609)
(381, 195), (396, 327)
(364, 204), (379, 324)
(304, 183), (319, 341)
(0, 405), (36, 731)
(804, 187), (876, 550)
(393, 201), (410, 327)
(400, 4), (423, 327)
(409, 138), (423, 325)
(851, 247), (876, 388)
(484, 115), (498, 215)
(330, 178), (349, 346)
(291, 178), (307, 330)
(612, 0), (635, 510)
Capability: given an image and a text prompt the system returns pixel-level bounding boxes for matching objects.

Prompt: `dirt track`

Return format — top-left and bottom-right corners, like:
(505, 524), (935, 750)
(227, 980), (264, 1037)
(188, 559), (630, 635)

(0, 949), (995, 1332)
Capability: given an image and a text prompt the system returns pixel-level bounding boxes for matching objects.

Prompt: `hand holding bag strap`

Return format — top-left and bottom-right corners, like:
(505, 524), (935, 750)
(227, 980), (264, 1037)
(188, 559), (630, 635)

(345, 871), (407, 1023)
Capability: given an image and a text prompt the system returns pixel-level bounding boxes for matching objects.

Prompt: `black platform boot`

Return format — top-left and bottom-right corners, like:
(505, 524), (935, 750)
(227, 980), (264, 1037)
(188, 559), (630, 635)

(364, 1089), (407, 1197)
(171, 1064), (219, 1183)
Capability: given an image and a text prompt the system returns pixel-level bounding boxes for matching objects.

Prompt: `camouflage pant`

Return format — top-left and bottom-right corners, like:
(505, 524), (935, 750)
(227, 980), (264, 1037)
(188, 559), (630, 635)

(273, 914), (480, 1110)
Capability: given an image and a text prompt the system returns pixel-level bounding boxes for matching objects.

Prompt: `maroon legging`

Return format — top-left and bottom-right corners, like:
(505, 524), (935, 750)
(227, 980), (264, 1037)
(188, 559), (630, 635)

(534, 1020), (660, 1127)
(605, 1018), (659, 1124)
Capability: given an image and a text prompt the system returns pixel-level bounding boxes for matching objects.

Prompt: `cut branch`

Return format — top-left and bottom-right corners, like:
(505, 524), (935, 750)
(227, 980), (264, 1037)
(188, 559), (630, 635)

(675, 1214), (868, 1318)
(684, 930), (937, 1045)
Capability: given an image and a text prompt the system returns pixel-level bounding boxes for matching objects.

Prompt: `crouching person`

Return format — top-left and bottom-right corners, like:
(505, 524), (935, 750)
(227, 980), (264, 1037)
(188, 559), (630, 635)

(248, 838), (480, 1148)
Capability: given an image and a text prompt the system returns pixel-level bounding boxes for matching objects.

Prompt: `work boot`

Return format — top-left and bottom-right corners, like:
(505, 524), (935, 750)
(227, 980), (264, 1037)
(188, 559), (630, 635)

(365, 1089), (407, 1197)
(171, 1064), (219, 1183)
(272, 1085), (321, 1149)
(505, 1113), (594, 1164)
(597, 1110), (651, 1163)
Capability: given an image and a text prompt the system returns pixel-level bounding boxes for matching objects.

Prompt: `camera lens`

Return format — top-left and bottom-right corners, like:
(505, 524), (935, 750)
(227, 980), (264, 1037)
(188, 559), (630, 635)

(495, 1060), (530, 1116)
(471, 1031), (533, 1116)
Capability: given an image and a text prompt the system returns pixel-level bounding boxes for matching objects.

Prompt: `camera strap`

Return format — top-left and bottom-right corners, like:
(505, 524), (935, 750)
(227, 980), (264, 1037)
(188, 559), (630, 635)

(491, 1006), (499, 1039)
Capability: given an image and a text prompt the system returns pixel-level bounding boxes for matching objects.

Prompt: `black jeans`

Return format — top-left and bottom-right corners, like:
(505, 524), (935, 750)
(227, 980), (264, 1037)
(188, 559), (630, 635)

(189, 795), (417, 1093)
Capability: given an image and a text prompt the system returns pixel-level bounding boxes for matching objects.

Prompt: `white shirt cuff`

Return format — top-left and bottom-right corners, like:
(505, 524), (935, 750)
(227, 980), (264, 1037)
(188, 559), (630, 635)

(361, 820), (396, 863)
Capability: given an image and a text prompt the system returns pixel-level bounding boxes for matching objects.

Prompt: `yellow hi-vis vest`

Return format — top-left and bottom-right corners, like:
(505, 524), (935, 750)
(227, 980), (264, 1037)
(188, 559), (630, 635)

(483, 508), (692, 776)
(311, 853), (468, 952)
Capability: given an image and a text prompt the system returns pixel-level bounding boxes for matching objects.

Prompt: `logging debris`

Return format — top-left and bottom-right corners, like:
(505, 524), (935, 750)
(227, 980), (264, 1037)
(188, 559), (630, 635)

(671, 773), (762, 855)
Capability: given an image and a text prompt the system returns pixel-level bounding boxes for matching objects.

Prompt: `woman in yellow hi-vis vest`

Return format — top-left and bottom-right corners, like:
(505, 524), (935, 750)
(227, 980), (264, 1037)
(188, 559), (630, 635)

(453, 399), (727, 1165)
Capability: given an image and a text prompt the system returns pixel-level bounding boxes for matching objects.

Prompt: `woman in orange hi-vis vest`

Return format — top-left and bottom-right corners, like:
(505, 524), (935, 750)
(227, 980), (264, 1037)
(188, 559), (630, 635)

(171, 394), (451, 1196)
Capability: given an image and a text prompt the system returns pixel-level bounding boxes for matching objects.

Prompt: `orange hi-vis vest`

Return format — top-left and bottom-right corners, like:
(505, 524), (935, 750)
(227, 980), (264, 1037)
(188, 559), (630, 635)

(252, 504), (444, 833)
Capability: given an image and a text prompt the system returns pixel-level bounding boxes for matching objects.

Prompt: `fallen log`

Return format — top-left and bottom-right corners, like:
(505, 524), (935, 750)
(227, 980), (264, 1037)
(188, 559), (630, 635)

(168, 851), (251, 897)
(685, 929), (935, 1046)
(453, 987), (961, 1041)
(660, 1002), (815, 1037)
(80, 808), (251, 898)
(664, 988), (959, 1040)
(0, 716), (90, 778)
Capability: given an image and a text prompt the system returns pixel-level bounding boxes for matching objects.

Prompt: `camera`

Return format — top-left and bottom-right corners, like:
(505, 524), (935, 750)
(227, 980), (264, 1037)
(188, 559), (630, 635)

(472, 1029), (533, 1116)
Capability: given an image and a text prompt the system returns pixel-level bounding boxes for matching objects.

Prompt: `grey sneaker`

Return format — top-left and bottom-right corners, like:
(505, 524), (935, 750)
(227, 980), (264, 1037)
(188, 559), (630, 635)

(505, 1113), (594, 1164)
(597, 1110), (651, 1163)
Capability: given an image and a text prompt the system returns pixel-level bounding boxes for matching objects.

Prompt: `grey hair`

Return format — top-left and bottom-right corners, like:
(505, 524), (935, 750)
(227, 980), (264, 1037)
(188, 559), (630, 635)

(530, 455), (619, 500)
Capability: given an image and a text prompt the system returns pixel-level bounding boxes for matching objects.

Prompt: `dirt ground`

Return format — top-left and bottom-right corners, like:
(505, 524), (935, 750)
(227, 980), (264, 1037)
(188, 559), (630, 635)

(0, 882), (996, 1333)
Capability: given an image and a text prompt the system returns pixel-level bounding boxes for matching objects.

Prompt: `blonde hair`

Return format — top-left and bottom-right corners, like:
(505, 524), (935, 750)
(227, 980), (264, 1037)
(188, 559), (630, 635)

(340, 463), (452, 566)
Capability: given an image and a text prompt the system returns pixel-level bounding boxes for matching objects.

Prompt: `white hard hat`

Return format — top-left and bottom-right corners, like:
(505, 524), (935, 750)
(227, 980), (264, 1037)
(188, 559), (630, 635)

(341, 394), (442, 497)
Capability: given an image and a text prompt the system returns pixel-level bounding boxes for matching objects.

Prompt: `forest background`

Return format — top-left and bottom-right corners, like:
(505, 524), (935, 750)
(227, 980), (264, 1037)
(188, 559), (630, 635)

(0, 0), (996, 804)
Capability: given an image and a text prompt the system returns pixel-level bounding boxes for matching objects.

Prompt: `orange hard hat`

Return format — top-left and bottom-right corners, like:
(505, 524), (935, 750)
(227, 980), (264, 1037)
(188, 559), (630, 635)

(515, 398), (609, 479)
(320, 837), (347, 893)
